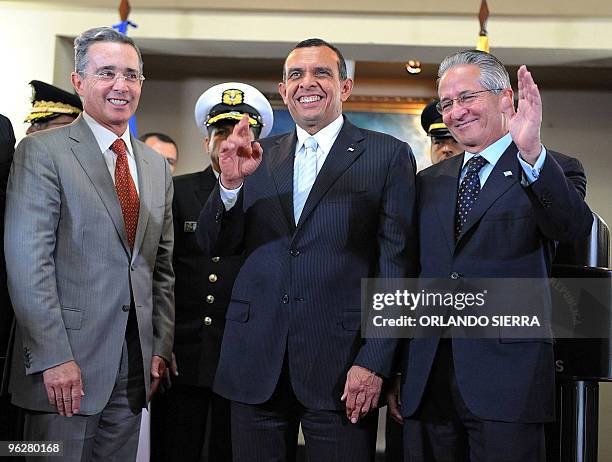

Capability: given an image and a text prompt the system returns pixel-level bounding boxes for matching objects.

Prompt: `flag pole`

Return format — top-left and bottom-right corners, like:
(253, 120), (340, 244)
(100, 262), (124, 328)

(477, 0), (490, 53)
(112, 0), (139, 136)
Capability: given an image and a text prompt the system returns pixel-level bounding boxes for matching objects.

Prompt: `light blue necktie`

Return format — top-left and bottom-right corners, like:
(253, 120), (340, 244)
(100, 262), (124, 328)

(293, 136), (318, 223)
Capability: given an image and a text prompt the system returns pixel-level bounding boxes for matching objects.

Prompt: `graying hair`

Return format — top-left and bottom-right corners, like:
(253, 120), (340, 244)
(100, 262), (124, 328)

(74, 27), (143, 74)
(437, 50), (511, 94)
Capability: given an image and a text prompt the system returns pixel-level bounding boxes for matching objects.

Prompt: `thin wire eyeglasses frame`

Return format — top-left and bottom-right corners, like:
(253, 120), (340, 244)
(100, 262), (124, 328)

(78, 70), (145, 85)
(436, 88), (504, 115)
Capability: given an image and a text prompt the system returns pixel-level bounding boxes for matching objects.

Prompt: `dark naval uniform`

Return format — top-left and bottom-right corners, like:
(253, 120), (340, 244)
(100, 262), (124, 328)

(151, 166), (242, 462)
(151, 80), (273, 462)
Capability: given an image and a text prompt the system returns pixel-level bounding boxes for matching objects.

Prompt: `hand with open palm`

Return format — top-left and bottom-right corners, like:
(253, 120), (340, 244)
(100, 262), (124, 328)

(502, 65), (543, 165)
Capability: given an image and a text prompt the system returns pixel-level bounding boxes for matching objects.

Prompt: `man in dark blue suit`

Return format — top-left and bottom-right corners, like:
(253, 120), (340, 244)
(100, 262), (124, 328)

(197, 38), (417, 461)
(390, 50), (593, 462)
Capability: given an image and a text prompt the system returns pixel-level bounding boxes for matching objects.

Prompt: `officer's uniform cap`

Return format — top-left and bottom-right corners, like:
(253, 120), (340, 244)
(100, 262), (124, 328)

(25, 80), (82, 123)
(195, 82), (273, 138)
(421, 100), (452, 138)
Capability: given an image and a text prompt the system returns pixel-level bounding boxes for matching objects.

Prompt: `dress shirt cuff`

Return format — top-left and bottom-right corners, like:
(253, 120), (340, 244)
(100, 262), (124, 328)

(219, 178), (242, 210)
(518, 146), (547, 186)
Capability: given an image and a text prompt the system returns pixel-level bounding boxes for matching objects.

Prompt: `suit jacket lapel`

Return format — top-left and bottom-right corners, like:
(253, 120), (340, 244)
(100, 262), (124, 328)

(295, 119), (365, 230)
(457, 143), (521, 243)
(269, 131), (298, 230)
(68, 116), (130, 254)
(132, 138), (152, 260)
(432, 154), (463, 254)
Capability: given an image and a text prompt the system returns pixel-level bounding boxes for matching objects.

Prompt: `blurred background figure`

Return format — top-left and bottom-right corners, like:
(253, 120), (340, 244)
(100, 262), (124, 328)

(0, 114), (18, 444)
(140, 132), (179, 173)
(420, 99), (462, 164)
(24, 80), (82, 135)
(150, 81), (272, 462)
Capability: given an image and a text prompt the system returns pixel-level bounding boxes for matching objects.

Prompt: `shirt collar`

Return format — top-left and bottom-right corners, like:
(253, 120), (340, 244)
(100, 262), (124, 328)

(463, 132), (512, 168)
(82, 111), (134, 158)
(295, 115), (344, 155)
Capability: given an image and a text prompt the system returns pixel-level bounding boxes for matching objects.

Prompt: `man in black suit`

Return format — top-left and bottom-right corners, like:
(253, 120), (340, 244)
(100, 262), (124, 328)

(197, 38), (417, 462)
(151, 82), (273, 462)
(0, 114), (16, 441)
(390, 50), (592, 462)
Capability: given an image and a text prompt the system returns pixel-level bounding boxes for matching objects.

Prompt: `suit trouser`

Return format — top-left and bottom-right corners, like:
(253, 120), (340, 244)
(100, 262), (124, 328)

(22, 311), (145, 462)
(151, 383), (232, 462)
(230, 360), (379, 462)
(403, 340), (546, 462)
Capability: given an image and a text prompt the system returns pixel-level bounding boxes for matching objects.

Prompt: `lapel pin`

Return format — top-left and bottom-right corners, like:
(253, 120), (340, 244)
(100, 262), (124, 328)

(503, 171), (513, 177)
(348, 146), (354, 152)
(184, 221), (197, 233)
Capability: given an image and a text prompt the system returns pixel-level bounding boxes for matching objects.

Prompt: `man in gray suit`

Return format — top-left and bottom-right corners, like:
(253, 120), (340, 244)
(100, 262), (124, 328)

(4, 27), (174, 461)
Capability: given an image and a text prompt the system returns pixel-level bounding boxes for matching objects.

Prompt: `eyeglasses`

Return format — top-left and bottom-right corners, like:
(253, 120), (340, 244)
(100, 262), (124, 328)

(80, 70), (145, 85)
(436, 89), (503, 115)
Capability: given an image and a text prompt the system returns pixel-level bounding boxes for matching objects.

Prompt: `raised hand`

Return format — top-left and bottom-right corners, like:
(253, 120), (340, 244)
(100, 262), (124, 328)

(503, 65), (542, 164)
(218, 115), (263, 189)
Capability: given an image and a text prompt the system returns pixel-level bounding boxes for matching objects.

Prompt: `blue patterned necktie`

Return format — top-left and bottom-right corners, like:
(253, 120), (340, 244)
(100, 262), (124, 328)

(294, 136), (318, 223)
(455, 155), (488, 240)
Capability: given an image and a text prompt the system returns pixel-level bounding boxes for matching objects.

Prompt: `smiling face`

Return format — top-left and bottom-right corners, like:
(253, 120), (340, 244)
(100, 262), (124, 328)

(438, 64), (512, 153)
(278, 46), (353, 135)
(71, 41), (141, 136)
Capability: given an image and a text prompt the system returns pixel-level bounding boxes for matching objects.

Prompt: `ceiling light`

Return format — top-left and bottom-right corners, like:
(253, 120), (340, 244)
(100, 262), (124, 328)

(405, 60), (422, 74)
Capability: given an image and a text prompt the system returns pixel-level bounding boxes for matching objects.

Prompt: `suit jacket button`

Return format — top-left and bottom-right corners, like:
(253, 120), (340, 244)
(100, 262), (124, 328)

(206, 295), (215, 304)
(450, 272), (462, 280)
(282, 294), (289, 304)
(203, 316), (213, 326)
(211, 256), (220, 263)
(208, 274), (218, 283)
(122, 304), (130, 312)
(290, 249), (300, 257)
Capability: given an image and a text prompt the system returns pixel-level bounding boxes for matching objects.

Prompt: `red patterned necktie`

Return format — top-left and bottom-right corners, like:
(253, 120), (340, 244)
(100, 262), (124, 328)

(111, 138), (139, 250)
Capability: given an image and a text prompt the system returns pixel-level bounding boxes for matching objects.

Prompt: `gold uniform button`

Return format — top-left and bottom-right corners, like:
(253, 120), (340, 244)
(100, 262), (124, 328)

(203, 316), (212, 326)
(211, 256), (220, 263)
(209, 274), (218, 283)
(206, 295), (215, 304)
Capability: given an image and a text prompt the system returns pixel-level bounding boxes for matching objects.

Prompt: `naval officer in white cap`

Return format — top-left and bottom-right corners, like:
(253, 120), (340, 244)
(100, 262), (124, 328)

(150, 82), (273, 462)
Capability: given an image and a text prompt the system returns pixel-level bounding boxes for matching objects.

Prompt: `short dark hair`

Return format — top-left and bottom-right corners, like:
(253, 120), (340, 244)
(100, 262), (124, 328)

(139, 132), (179, 157)
(283, 38), (348, 81)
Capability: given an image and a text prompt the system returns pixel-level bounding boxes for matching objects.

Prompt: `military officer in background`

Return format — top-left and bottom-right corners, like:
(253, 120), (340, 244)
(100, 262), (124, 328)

(24, 80), (83, 135)
(151, 82), (273, 462)
(420, 99), (462, 165)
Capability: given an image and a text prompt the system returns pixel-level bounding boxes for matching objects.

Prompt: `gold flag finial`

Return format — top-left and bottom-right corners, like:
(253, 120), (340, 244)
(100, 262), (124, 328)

(477, 0), (490, 52)
(119, 0), (131, 22)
